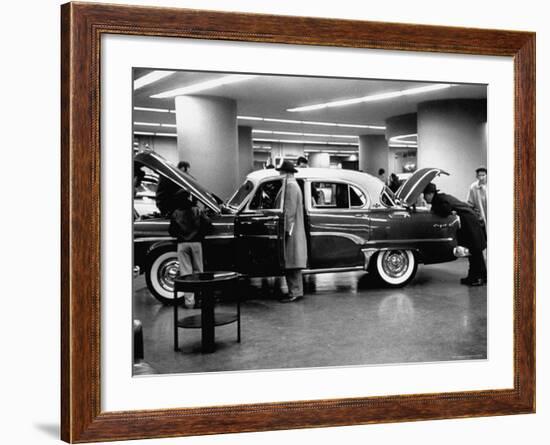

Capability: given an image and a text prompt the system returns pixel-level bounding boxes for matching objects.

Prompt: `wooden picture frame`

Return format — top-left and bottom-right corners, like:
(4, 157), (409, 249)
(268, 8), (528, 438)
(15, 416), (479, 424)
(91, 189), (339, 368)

(61, 2), (535, 442)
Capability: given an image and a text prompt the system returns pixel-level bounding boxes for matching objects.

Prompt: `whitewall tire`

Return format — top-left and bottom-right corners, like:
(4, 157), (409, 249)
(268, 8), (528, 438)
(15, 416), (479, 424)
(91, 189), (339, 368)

(374, 250), (417, 287)
(145, 247), (181, 305)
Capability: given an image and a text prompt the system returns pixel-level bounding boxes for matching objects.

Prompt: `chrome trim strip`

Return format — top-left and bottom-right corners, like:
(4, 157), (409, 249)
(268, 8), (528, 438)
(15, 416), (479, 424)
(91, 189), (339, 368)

(303, 266), (364, 274)
(134, 236), (175, 243)
(136, 220), (169, 226)
(310, 231), (366, 244)
(240, 234), (278, 240)
(135, 235), (236, 242)
(308, 211), (368, 217)
(364, 237), (453, 245)
(212, 222), (234, 226)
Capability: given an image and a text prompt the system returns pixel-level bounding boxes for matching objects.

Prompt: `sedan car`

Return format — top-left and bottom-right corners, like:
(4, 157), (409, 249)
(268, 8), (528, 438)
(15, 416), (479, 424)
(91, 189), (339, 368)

(134, 151), (460, 304)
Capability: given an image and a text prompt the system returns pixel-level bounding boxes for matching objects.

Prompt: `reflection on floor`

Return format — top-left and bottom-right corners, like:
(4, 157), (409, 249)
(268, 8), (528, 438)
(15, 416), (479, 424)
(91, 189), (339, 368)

(133, 258), (486, 375)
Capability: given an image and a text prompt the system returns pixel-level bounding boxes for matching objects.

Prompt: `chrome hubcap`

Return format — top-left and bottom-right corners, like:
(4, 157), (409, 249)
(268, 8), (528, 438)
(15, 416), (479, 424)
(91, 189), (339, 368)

(381, 250), (409, 278)
(157, 259), (179, 293)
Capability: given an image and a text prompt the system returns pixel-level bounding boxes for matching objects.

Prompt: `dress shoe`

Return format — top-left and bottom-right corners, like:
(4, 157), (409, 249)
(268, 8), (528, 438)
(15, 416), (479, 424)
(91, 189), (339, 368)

(468, 278), (484, 286)
(279, 295), (303, 303)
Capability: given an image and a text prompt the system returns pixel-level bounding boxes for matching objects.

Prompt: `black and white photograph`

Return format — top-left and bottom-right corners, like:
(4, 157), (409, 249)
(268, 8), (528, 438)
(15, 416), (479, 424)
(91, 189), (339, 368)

(132, 69), (488, 376)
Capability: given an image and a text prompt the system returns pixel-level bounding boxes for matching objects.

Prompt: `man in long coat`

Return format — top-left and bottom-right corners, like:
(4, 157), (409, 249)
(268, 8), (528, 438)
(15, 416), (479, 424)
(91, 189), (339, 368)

(277, 161), (308, 302)
(423, 183), (486, 286)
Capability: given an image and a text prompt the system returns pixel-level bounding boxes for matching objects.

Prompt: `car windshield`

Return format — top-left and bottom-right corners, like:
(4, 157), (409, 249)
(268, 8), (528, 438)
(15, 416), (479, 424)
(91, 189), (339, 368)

(227, 180), (254, 210)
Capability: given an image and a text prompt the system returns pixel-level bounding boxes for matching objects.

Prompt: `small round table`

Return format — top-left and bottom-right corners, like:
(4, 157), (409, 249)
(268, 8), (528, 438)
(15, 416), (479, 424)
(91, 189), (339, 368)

(173, 271), (241, 353)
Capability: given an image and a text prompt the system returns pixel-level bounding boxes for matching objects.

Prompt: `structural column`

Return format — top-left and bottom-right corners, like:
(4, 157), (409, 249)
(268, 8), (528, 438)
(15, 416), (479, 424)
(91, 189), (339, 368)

(175, 95), (238, 200)
(308, 152), (330, 168)
(417, 99), (487, 198)
(238, 126), (254, 183)
(359, 135), (388, 176)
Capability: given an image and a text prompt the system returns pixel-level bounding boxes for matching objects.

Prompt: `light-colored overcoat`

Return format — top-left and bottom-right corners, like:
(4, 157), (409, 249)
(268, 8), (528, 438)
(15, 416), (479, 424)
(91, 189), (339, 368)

(283, 177), (308, 269)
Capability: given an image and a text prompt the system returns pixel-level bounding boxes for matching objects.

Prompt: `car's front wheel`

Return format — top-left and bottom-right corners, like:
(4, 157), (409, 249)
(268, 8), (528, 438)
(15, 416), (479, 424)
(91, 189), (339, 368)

(145, 246), (182, 305)
(372, 249), (417, 287)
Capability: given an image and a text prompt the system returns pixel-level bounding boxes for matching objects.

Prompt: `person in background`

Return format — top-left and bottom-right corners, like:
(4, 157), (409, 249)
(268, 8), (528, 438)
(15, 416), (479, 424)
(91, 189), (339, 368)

(423, 183), (486, 286)
(133, 163), (146, 221)
(277, 161), (308, 303)
(178, 160), (190, 173)
(296, 156), (308, 168)
(467, 166), (487, 229)
(169, 190), (212, 308)
(388, 173), (401, 193)
(378, 168), (387, 184)
(133, 162), (145, 198)
(156, 160), (191, 216)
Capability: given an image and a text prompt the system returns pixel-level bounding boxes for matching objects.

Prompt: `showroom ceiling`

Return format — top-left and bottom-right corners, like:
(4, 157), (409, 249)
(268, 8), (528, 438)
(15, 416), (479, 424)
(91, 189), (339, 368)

(132, 69), (487, 150)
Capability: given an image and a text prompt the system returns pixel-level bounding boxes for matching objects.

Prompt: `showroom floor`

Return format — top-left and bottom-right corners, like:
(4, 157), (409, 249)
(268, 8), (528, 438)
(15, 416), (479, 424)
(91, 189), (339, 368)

(133, 258), (487, 375)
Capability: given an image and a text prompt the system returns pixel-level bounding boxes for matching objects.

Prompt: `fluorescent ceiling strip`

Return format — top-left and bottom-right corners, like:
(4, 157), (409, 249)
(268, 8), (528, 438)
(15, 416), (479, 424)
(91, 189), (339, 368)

(287, 84), (451, 112)
(252, 129), (358, 139)
(134, 70), (175, 90)
(134, 106), (172, 113)
(389, 144), (418, 148)
(151, 74), (257, 99)
(254, 138), (358, 146)
(133, 122), (177, 128)
(134, 121), (160, 127)
(238, 115), (384, 130)
(134, 131), (176, 137)
(304, 150), (357, 154)
(388, 133), (418, 143)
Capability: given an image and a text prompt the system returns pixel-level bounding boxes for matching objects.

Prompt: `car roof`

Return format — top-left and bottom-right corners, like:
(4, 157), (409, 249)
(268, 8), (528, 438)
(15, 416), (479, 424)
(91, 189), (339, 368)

(247, 167), (385, 204)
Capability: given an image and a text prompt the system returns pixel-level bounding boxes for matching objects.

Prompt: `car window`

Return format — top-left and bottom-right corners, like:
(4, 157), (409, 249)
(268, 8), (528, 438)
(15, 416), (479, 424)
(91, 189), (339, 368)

(350, 185), (367, 208)
(249, 179), (283, 210)
(311, 182), (349, 209)
(227, 180), (254, 209)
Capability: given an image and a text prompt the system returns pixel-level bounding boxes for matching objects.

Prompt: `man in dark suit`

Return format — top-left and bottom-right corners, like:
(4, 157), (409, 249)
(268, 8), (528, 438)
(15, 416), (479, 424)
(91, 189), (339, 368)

(423, 183), (487, 286)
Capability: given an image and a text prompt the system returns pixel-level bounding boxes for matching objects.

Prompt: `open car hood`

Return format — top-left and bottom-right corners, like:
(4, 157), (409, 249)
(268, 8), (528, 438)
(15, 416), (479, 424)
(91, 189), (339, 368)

(395, 167), (449, 206)
(134, 151), (221, 213)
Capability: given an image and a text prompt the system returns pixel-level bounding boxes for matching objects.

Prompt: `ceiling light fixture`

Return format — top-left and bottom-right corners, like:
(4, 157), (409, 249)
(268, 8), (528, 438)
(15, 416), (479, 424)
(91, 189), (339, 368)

(134, 106), (172, 113)
(388, 133), (418, 143)
(151, 74), (257, 99)
(134, 70), (175, 90)
(389, 144), (418, 148)
(155, 133), (177, 137)
(238, 115), (384, 130)
(134, 121), (160, 127)
(287, 84), (451, 112)
(253, 138), (358, 146)
(252, 129), (358, 139)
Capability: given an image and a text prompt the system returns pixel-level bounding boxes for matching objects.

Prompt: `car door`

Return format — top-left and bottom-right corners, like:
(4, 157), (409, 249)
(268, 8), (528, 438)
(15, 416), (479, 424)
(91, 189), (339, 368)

(306, 180), (371, 269)
(234, 178), (286, 275)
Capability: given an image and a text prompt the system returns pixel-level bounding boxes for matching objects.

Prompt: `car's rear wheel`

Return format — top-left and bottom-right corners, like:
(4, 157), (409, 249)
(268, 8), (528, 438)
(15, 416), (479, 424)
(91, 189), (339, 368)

(372, 249), (417, 287)
(145, 246), (182, 305)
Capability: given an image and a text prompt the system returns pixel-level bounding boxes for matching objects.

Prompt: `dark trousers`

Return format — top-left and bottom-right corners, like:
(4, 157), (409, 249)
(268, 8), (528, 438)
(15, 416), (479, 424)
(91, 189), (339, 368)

(468, 248), (487, 280)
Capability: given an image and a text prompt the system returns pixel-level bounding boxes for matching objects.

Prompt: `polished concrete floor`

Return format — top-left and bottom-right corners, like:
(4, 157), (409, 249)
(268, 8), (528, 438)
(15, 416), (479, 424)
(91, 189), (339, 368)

(133, 258), (486, 375)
